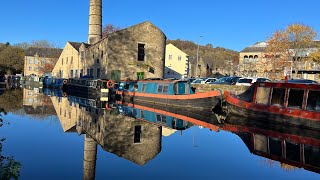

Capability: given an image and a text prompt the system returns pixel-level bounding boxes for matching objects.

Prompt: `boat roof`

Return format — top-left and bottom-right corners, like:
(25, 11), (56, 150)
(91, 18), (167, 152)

(257, 81), (320, 90)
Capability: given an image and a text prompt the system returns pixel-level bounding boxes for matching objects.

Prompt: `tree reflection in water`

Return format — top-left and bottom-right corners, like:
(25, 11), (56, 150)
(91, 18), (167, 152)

(0, 104), (21, 180)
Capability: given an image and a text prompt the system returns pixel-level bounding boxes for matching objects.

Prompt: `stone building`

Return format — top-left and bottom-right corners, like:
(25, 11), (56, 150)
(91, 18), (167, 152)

(51, 0), (166, 81)
(239, 42), (320, 80)
(52, 42), (90, 78)
(23, 88), (55, 117)
(24, 47), (62, 77)
(165, 44), (189, 79)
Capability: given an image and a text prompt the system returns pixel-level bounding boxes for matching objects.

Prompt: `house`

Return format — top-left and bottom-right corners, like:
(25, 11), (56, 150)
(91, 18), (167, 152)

(165, 44), (189, 79)
(24, 47), (62, 77)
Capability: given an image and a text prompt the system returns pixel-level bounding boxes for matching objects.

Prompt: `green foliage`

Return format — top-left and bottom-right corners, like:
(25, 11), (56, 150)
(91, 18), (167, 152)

(167, 39), (239, 68)
(0, 89), (23, 112)
(0, 43), (24, 74)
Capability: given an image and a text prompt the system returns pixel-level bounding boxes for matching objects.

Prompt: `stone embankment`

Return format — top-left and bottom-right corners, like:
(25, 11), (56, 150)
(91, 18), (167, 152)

(192, 84), (249, 95)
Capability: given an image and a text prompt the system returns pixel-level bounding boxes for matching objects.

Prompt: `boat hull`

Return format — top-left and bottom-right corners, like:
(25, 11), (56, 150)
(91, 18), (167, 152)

(225, 92), (320, 130)
(118, 90), (222, 112)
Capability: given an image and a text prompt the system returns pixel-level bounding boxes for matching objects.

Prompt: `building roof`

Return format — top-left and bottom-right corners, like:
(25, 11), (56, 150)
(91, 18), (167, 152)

(241, 42), (267, 53)
(25, 47), (63, 58)
(68, 41), (90, 50)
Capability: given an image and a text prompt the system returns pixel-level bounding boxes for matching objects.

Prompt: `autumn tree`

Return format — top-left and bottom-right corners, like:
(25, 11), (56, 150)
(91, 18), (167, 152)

(102, 24), (122, 38)
(0, 44), (24, 75)
(266, 24), (317, 79)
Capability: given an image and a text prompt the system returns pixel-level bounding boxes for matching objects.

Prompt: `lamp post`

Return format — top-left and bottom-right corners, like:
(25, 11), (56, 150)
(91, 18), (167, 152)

(196, 36), (203, 77)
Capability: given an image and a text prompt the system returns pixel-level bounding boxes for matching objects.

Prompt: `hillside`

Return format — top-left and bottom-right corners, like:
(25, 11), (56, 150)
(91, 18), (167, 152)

(167, 39), (239, 69)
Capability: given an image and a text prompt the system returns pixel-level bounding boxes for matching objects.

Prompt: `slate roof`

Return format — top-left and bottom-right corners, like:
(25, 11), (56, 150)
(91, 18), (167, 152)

(68, 42), (90, 50)
(25, 47), (63, 58)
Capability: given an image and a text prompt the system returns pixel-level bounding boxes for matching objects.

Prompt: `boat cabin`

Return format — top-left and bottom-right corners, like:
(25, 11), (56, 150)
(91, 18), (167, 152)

(118, 80), (195, 95)
(240, 82), (320, 112)
(68, 78), (108, 89)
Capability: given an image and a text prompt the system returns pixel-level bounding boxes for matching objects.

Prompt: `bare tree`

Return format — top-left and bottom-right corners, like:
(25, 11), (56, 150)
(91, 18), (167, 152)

(102, 24), (122, 38)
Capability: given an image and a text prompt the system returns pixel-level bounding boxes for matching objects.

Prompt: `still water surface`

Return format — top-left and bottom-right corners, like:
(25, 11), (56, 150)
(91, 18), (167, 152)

(0, 88), (319, 179)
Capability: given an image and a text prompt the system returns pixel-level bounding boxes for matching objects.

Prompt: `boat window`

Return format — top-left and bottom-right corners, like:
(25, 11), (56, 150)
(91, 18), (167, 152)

(287, 89), (304, 109)
(254, 134), (268, 153)
(269, 138), (282, 157)
(271, 88), (285, 106)
(255, 87), (271, 105)
(157, 85), (163, 93)
(163, 85), (168, 93)
(141, 84), (147, 92)
(306, 90), (320, 111)
(304, 145), (320, 167)
(141, 110), (144, 118)
(285, 141), (300, 162)
(156, 114), (167, 124)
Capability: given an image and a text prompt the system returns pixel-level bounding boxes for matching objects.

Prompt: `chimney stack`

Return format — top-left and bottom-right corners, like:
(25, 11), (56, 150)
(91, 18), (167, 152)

(88, 0), (102, 44)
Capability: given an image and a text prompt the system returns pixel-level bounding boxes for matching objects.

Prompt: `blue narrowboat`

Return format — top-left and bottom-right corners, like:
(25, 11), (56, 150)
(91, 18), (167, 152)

(116, 80), (223, 112)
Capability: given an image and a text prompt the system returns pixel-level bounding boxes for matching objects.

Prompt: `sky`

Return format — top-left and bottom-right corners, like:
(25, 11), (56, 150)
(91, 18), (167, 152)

(1, 0), (320, 51)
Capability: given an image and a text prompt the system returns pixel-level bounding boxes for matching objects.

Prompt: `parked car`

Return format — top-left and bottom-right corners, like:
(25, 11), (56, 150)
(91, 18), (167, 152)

(210, 76), (241, 85)
(201, 78), (218, 84)
(191, 78), (205, 84)
(236, 77), (271, 86)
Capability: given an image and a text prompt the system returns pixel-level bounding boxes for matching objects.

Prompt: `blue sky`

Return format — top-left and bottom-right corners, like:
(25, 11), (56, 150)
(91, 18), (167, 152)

(1, 0), (319, 51)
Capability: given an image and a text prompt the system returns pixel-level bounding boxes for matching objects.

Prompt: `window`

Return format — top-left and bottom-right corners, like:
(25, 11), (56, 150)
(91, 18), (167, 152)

(156, 114), (167, 123)
(269, 138), (282, 157)
(134, 125), (142, 143)
(141, 84), (147, 92)
(66, 57), (68, 64)
(29, 66), (32, 70)
(178, 56), (182, 61)
(81, 51), (84, 61)
(90, 69), (93, 76)
(287, 89), (304, 109)
(80, 69), (83, 77)
(169, 55), (172, 60)
(62, 58), (64, 65)
(75, 69), (78, 77)
(138, 43), (145, 61)
(42, 59), (46, 64)
(92, 54), (94, 60)
(96, 59), (99, 64)
(35, 60), (39, 64)
(87, 69), (90, 75)
(157, 85), (163, 92)
(97, 68), (100, 78)
(29, 59), (33, 64)
(70, 70), (74, 78)
(271, 88), (285, 106)
(101, 51), (103, 58)
(71, 56), (73, 64)
(141, 110), (144, 118)
(255, 87), (271, 105)
(285, 141), (300, 162)
(69, 112), (71, 119)
(163, 85), (168, 93)
(137, 72), (144, 80)
(307, 91), (320, 111)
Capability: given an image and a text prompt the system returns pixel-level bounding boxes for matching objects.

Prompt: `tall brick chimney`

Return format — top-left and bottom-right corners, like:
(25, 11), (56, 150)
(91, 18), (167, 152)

(88, 0), (102, 44)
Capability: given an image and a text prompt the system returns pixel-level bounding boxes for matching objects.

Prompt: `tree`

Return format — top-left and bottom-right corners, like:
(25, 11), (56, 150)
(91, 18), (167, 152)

(266, 24), (317, 79)
(102, 24), (121, 38)
(0, 46), (24, 75)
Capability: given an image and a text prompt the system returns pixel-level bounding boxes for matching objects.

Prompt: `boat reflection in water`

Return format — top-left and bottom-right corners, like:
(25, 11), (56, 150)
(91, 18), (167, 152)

(45, 87), (320, 178)
(223, 116), (320, 173)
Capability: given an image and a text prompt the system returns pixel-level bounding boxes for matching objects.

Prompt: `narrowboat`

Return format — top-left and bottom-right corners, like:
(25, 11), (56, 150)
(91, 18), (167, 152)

(224, 81), (320, 130)
(116, 80), (223, 112)
(66, 78), (110, 99)
(0, 75), (7, 90)
(222, 116), (320, 174)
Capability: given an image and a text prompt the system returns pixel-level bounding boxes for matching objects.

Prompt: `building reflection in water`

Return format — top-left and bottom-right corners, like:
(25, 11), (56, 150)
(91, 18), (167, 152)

(23, 88), (55, 117)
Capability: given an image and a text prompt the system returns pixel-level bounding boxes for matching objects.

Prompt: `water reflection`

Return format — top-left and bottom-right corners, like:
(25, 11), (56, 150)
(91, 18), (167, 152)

(3, 87), (319, 178)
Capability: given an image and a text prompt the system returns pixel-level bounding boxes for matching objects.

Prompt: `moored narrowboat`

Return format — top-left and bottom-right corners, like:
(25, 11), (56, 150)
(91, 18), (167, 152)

(116, 79), (223, 112)
(224, 81), (320, 130)
(66, 78), (110, 99)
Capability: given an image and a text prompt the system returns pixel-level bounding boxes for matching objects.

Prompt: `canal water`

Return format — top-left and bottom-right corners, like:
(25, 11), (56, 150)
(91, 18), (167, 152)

(0, 88), (319, 180)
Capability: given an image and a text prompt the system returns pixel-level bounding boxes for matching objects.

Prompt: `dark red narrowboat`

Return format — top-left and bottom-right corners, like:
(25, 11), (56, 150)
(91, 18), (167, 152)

(224, 81), (320, 130)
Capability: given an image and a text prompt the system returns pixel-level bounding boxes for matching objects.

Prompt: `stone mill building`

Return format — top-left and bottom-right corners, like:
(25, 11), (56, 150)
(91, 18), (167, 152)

(52, 0), (167, 81)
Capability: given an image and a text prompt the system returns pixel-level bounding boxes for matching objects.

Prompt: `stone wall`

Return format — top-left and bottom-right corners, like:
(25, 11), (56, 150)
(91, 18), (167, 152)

(192, 84), (249, 95)
(84, 21), (166, 80)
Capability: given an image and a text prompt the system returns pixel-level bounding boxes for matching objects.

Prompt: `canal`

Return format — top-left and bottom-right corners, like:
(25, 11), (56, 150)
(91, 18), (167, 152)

(0, 88), (319, 179)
